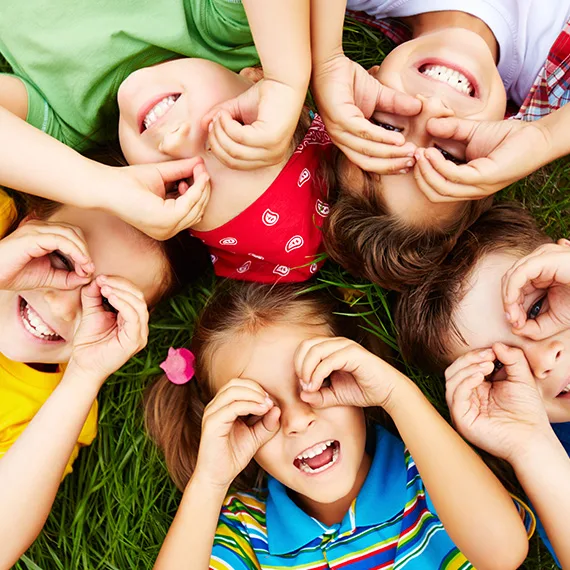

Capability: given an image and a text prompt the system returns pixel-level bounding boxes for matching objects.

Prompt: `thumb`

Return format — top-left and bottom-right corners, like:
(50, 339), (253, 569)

(153, 157), (204, 184)
(426, 116), (478, 143)
(376, 84), (422, 117)
(80, 280), (104, 313)
(492, 343), (536, 387)
(201, 87), (260, 131)
(252, 406), (281, 446)
(300, 387), (340, 409)
(47, 269), (91, 291)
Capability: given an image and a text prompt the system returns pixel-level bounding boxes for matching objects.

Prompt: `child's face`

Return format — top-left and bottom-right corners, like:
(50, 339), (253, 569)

(0, 207), (165, 365)
(343, 28), (506, 228)
(449, 251), (570, 423)
(117, 58), (253, 165)
(210, 322), (369, 509)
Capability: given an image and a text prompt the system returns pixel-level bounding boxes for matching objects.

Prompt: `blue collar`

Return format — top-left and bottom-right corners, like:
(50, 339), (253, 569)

(552, 421), (570, 454)
(266, 425), (408, 555)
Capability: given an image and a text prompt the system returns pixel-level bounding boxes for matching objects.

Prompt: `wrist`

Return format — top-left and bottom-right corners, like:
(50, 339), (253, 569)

(190, 468), (231, 497)
(374, 370), (417, 415)
(508, 426), (563, 470)
(63, 359), (108, 391)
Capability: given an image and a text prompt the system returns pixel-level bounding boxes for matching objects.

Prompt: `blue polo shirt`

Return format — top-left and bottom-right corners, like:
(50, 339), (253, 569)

(535, 422), (570, 568)
(210, 425), (475, 569)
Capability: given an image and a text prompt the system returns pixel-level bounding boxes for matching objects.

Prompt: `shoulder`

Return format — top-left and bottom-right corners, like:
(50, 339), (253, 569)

(220, 486), (268, 525)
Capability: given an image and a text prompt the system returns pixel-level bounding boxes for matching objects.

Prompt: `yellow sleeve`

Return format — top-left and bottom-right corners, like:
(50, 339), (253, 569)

(0, 189), (17, 238)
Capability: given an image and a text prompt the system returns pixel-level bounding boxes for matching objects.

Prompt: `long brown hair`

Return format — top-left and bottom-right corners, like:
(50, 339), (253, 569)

(145, 280), (391, 491)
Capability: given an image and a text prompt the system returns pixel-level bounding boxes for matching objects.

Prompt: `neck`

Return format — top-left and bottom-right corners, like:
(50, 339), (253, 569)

(27, 362), (58, 373)
(294, 452), (372, 527)
(402, 11), (499, 63)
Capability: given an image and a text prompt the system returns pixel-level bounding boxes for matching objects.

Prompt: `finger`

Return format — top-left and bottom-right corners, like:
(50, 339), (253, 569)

(450, 371), (488, 419)
(300, 386), (340, 409)
(104, 290), (147, 351)
(444, 348), (495, 381)
(423, 146), (489, 188)
(209, 399), (275, 433)
(333, 115), (408, 147)
(492, 343), (535, 386)
(305, 346), (361, 394)
(80, 280), (104, 312)
(376, 84), (422, 117)
(154, 157), (204, 184)
(173, 174), (211, 232)
(333, 127), (416, 160)
(182, 180), (211, 228)
(513, 315), (561, 341)
(251, 406), (281, 445)
(207, 126), (269, 171)
(426, 117), (479, 144)
(205, 385), (272, 418)
(96, 275), (145, 302)
(339, 144), (416, 175)
(445, 361), (495, 406)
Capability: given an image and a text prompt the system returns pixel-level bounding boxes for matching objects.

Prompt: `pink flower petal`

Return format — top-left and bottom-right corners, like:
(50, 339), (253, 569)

(160, 347), (195, 385)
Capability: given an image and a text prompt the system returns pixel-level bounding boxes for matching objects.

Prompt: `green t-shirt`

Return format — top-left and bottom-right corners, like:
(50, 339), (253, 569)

(0, 0), (260, 149)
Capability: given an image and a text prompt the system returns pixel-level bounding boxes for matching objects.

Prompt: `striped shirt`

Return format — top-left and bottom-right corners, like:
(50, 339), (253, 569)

(210, 426), (530, 570)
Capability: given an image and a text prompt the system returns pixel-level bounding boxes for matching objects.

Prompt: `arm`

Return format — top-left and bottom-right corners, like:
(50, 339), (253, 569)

(296, 337), (528, 570)
(0, 107), (210, 240)
(0, 75), (28, 120)
(0, 277), (148, 568)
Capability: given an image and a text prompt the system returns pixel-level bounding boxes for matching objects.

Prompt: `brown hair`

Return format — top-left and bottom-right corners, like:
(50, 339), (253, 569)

(324, 164), (493, 291)
(145, 280), (391, 491)
(394, 203), (552, 373)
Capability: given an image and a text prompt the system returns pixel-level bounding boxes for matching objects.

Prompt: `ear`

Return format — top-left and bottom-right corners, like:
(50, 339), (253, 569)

(239, 66), (264, 84)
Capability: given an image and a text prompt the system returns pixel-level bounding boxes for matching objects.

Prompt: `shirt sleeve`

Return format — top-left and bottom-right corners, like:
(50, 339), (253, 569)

(0, 189), (17, 238)
(210, 515), (261, 570)
(0, 72), (85, 149)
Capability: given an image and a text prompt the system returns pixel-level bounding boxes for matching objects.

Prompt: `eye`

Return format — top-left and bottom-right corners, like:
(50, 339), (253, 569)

(242, 414), (262, 427)
(101, 296), (118, 314)
(527, 296), (545, 320)
(370, 118), (403, 132)
(434, 145), (465, 165)
(487, 359), (505, 382)
(49, 250), (73, 271)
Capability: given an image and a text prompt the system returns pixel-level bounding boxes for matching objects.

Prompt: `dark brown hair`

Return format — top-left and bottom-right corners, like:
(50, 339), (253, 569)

(394, 203), (552, 373)
(145, 280), (391, 491)
(324, 165), (494, 292)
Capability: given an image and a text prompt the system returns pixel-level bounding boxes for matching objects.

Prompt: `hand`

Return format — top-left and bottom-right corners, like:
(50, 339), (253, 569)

(294, 336), (405, 411)
(107, 157), (210, 240)
(445, 343), (551, 463)
(311, 54), (420, 173)
(412, 116), (549, 202)
(502, 240), (570, 339)
(194, 379), (281, 489)
(0, 220), (93, 291)
(68, 276), (149, 383)
(200, 78), (305, 170)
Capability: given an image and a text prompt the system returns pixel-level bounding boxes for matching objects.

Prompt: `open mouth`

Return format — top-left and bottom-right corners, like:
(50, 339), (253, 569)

(418, 63), (475, 97)
(557, 381), (570, 397)
(293, 440), (340, 475)
(140, 94), (180, 133)
(19, 298), (63, 342)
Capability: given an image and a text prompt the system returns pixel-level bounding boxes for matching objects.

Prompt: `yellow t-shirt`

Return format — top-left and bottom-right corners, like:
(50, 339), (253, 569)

(0, 190), (98, 476)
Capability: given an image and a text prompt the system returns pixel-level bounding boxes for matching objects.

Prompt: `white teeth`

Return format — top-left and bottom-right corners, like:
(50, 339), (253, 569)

(143, 95), (178, 130)
(20, 301), (60, 340)
(421, 65), (473, 95)
(296, 440), (334, 461)
(560, 383), (570, 394)
(297, 446), (339, 474)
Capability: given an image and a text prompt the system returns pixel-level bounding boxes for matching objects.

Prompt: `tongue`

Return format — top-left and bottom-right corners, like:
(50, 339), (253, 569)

(304, 446), (333, 470)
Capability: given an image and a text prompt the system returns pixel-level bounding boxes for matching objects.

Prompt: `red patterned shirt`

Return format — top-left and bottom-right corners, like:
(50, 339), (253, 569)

(192, 115), (332, 283)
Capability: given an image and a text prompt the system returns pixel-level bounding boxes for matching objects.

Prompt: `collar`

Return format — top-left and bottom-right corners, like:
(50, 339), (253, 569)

(0, 351), (64, 389)
(266, 425), (408, 555)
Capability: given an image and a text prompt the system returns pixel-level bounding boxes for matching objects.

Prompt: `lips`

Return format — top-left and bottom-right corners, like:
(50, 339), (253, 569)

(19, 297), (63, 342)
(557, 379), (570, 397)
(138, 93), (180, 133)
(294, 440), (340, 475)
(416, 58), (479, 98)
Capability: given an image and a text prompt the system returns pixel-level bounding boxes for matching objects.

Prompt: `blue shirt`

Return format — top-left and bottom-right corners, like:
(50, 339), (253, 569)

(211, 425), (476, 569)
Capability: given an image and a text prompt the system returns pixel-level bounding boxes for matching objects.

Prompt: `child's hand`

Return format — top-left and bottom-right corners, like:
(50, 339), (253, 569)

(312, 54), (420, 173)
(294, 337), (404, 411)
(445, 343), (551, 462)
(412, 117), (548, 202)
(67, 276), (149, 384)
(107, 158), (210, 240)
(503, 241), (570, 339)
(200, 79), (304, 170)
(193, 379), (281, 489)
(0, 221), (94, 291)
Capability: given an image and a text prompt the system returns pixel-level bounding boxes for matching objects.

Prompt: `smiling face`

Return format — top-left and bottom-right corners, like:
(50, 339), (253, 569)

(450, 251), (570, 423)
(0, 206), (166, 364)
(342, 28), (506, 227)
(117, 58), (253, 165)
(210, 322), (369, 511)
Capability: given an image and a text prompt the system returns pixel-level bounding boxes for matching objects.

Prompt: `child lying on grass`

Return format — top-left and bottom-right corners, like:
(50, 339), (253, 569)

(395, 203), (570, 567)
(145, 281), (530, 569)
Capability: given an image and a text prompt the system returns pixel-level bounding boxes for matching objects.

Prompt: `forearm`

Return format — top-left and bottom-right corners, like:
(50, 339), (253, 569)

(510, 432), (570, 569)
(536, 104), (570, 164)
(310, 0), (346, 64)
(243, 0), (311, 89)
(0, 367), (101, 568)
(154, 474), (229, 570)
(385, 379), (528, 570)
(0, 106), (109, 209)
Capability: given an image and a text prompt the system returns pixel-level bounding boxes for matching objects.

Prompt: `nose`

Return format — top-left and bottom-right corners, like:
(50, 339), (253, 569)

(525, 338), (564, 380)
(159, 121), (194, 159)
(43, 287), (81, 324)
(409, 95), (455, 147)
(281, 399), (317, 437)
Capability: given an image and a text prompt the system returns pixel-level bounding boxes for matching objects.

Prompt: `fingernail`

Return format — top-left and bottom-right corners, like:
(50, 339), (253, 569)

(207, 122), (213, 133)
(406, 152), (415, 158)
(264, 397), (273, 407)
(98, 275), (107, 283)
(399, 168), (409, 175)
(505, 311), (512, 322)
(406, 160), (414, 168)
(479, 349), (492, 357)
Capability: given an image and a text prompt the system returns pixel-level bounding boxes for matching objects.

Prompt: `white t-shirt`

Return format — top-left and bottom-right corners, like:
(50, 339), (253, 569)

(347, 0), (570, 105)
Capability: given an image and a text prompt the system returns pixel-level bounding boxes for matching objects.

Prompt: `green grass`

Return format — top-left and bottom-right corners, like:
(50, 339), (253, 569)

(7, 16), (565, 570)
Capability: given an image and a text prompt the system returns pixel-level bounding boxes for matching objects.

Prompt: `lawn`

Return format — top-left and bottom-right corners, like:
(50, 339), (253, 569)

(6, 15), (568, 570)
